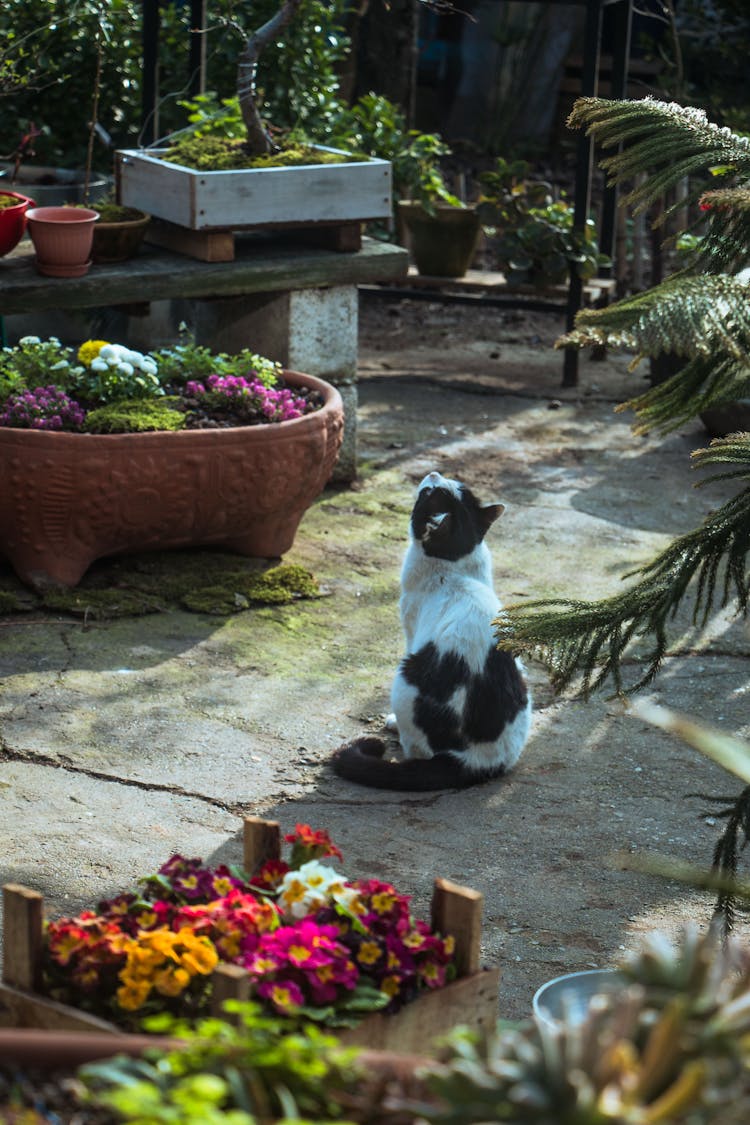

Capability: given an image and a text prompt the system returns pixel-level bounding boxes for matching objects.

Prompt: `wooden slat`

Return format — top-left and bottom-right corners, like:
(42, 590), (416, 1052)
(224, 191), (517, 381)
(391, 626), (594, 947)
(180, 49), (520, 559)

(2, 884), (43, 990)
(0, 237), (409, 315)
(338, 968), (500, 1053)
(145, 220), (235, 262)
(243, 816), (281, 873)
(211, 963), (253, 1023)
(0, 982), (119, 1032)
(431, 877), (483, 978)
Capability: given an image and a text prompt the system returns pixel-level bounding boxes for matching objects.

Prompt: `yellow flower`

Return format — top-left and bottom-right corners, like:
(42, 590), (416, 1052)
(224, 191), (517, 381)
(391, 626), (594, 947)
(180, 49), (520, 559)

(154, 966), (191, 997)
(179, 935), (219, 976)
(372, 891), (396, 914)
(217, 933), (240, 959)
(117, 978), (152, 1011)
(357, 941), (382, 966)
(77, 339), (109, 367)
(381, 975), (401, 998)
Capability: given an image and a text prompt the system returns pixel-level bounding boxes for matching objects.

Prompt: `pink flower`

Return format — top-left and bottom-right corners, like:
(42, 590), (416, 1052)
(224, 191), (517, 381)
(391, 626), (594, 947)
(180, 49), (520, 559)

(256, 977), (305, 1013)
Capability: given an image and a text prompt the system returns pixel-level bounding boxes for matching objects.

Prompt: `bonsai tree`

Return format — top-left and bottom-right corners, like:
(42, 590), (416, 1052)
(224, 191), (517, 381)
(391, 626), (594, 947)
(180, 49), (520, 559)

(496, 96), (750, 695)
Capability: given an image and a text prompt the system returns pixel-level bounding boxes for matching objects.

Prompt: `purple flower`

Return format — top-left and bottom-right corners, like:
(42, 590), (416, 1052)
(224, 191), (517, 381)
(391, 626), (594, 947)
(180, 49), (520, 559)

(0, 385), (86, 431)
(185, 373), (311, 423)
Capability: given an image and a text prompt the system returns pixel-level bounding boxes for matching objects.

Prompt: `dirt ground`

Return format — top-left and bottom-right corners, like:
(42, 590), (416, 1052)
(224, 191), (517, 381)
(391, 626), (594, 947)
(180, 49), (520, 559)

(1, 287), (749, 1027)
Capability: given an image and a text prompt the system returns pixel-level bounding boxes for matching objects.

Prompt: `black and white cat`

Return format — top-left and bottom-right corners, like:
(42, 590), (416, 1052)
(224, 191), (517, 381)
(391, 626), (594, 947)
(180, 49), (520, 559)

(332, 471), (531, 791)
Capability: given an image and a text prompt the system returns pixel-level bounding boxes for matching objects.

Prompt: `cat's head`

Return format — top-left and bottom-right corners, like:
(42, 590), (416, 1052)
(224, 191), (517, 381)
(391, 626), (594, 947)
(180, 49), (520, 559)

(411, 471), (505, 560)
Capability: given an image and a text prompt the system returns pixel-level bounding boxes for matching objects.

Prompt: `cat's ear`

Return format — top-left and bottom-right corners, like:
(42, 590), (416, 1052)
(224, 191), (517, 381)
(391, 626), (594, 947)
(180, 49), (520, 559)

(479, 502), (505, 533)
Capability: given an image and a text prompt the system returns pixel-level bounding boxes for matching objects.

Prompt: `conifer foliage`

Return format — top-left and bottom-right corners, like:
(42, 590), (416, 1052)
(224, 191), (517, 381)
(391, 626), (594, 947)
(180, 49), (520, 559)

(496, 97), (750, 696)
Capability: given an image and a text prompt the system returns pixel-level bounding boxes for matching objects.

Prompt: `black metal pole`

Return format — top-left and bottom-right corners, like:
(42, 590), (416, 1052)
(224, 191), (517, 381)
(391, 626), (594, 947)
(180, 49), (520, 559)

(598, 0), (632, 277)
(141, 0), (160, 146)
(563, 0), (604, 388)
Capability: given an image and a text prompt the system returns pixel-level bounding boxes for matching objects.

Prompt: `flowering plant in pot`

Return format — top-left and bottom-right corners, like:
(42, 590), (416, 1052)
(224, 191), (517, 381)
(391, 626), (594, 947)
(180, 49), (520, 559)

(0, 334), (343, 588)
(39, 823), (456, 1030)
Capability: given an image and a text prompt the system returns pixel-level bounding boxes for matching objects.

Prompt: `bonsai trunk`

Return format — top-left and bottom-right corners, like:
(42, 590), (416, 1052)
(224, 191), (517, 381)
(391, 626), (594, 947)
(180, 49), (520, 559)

(237, 0), (304, 155)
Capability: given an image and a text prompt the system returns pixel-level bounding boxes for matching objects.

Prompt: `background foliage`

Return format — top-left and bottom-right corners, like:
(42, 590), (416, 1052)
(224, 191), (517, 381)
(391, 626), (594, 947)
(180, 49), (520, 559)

(0, 0), (351, 171)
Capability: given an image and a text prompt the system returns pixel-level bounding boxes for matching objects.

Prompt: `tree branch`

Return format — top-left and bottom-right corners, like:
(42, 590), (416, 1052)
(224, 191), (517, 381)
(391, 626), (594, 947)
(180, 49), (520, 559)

(237, 0), (304, 155)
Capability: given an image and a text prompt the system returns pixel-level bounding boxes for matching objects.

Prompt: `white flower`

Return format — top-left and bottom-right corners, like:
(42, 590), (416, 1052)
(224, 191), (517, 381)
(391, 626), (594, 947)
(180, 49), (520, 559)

(19, 335), (41, 345)
(118, 362), (134, 376)
(278, 860), (346, 919)
(50, 360), (69, 371)
(90, 357), (109, 372)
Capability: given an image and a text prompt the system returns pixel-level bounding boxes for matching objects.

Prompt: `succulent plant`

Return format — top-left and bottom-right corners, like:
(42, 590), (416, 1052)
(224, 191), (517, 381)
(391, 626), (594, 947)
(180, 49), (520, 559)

(409, 927), (750, 1124)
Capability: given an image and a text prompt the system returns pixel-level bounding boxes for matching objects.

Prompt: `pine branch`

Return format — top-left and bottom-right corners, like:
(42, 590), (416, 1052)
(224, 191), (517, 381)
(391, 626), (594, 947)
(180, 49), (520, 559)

(568, 97), (750, 245)
(561, 275), (750, 359)
(621, 356), (750, 435)
(697, 186), (750, 274)
(558, 275), (750, 434)
(495, 436), (750, 697)
(568, 98), (750, 218)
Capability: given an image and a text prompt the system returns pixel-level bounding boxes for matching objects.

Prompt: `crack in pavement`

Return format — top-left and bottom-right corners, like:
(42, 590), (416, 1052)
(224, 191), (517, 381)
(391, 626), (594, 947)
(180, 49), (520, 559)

(0, 741), (248, 816)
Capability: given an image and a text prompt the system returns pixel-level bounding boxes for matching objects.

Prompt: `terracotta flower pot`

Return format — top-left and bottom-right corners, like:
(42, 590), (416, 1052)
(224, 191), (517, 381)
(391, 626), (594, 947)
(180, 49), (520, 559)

(92, 208), (151, 263)
(0, 370), (344, 589)
(398, 200), (480, 278)
(0, 190), (36, 256)
(25, 206), (100, 277)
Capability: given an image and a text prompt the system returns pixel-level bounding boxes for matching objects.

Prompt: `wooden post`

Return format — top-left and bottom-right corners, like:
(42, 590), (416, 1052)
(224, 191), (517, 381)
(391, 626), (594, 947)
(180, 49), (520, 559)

(2, 884), (44, 991)
(211, 963), (253, 1023)
(430, 877), (483, 978)
(243, 817), (281, 874)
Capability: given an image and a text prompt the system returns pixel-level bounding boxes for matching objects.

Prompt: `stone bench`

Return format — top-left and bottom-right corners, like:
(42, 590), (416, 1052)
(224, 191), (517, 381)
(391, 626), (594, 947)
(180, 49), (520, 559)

(0, 233), (409, 480)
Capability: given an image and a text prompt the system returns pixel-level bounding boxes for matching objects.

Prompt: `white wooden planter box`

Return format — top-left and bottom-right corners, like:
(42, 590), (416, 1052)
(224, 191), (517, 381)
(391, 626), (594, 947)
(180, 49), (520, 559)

(115, 146), (392, 232)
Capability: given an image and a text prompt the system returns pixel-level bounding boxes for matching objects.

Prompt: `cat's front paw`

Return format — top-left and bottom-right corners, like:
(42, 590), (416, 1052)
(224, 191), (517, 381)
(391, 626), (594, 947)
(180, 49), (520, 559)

(384, 713), (399, 733)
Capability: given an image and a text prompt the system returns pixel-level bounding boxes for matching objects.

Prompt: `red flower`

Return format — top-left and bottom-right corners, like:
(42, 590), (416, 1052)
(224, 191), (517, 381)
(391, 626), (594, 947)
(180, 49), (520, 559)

(284, 823), (343, 864)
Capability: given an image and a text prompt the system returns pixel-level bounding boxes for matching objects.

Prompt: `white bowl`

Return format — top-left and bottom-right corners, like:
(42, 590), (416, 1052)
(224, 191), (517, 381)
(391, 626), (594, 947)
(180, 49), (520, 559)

(533, 968), (624, 1029)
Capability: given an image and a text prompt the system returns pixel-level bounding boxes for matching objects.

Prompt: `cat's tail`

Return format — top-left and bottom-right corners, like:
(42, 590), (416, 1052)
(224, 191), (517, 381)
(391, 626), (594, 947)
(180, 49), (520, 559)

(331, 737), (504, 792)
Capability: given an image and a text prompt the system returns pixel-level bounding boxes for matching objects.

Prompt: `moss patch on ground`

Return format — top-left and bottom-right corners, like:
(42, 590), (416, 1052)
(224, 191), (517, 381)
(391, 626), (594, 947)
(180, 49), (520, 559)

(0, 551), (322, 620)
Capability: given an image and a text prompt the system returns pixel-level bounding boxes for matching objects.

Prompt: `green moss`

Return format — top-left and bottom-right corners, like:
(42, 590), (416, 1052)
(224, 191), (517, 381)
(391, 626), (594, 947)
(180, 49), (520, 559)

(0, 588), (30, 613)
(94, 203), (147, 223)
(84, 398), (186, 434)
(163, 135), (359, 171)
(41, 588), (165, 619)
(0, 552), (322, 620)
(181, 563), (320, 615)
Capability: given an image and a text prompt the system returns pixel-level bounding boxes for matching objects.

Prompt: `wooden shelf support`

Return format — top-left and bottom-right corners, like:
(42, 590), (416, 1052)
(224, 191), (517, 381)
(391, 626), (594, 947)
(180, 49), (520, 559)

(431, 877), (483, 978)
(242, 816), (282, 874)
(2, 884), (44, 991)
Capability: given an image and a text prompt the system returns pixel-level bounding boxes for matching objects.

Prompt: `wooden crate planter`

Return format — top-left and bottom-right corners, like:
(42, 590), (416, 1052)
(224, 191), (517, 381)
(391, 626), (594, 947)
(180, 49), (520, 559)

(115, 147), (392, 261)
(0, 818), (500, 1054)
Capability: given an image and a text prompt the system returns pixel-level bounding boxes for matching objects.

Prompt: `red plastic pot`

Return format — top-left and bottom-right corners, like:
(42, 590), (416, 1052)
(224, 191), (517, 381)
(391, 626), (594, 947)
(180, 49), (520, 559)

(0, 190), (36, 256)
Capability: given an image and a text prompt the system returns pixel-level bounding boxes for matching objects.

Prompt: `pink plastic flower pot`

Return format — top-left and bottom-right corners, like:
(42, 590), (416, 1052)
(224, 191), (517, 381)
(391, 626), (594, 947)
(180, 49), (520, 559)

(25, 206), (99, 277)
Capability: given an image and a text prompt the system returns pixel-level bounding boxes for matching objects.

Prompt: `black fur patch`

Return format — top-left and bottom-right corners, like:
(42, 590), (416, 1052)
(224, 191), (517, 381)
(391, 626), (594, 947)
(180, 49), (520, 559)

(411, 483), (488, 561)
(401, 642), (469, 695)
(463, 646), (529, 742)
(401, 642), (468, 751)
